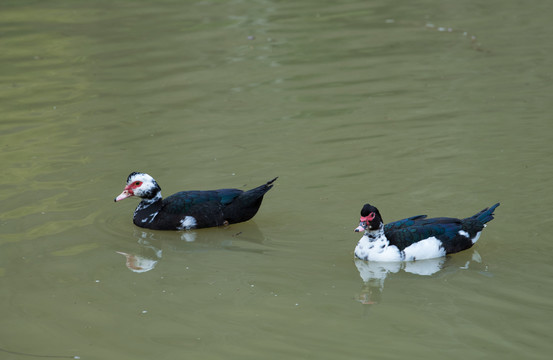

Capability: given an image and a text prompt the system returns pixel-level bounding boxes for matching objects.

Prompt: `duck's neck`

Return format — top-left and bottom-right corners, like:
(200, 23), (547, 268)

(135, 192), (162, 213)
(133, 194), (163, 227)
(364, 224), (386, 241)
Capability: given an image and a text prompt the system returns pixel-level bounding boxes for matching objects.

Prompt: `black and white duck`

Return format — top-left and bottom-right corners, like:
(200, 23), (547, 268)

(115, 172), (277, 230)
(353, 203), (499, 261)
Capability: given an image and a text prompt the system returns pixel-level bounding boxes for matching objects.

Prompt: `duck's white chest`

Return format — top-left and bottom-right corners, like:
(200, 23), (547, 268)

(354, 234), (402, 262)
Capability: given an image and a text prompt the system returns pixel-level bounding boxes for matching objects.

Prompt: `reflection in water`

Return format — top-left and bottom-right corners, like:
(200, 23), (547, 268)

(117, 251), (159, 273)
(117, 224), (266, 273)
(116, 231), (162, 273)
(354, 251), (487, 305)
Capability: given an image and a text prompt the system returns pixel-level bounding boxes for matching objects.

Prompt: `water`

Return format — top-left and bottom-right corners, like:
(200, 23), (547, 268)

(1, 0), (552, 359)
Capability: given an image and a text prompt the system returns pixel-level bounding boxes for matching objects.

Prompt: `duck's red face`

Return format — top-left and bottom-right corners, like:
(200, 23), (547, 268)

(354, 212), (376, 232)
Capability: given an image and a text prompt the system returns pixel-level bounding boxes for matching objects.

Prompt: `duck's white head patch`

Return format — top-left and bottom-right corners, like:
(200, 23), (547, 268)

(115, 172), (162, 202)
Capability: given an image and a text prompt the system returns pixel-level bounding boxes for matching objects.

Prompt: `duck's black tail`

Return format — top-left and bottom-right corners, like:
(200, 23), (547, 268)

(470, 203), (500, 224)
(223, 177), (278, 224)
(263, 177), (278, 191)
(247, 177), (278, 196)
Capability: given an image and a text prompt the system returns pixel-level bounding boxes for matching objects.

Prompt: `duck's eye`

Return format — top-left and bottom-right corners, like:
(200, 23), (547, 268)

(134, 181), (141, 186)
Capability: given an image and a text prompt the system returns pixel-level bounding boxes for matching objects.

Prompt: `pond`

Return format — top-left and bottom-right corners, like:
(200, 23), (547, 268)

(1, 1), (552, 359)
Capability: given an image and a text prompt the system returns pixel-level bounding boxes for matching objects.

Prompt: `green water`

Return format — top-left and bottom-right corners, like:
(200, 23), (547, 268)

(1, 1), (552, 359)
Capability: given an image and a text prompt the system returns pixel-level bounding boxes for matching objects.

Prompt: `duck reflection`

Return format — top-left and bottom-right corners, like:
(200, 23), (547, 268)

(116, 232), (162, 273)
(116, 223), (266, 273)
(355, 250), (487, 305)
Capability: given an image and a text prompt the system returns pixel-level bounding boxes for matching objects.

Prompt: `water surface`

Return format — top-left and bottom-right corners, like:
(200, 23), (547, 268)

(1, 1), (552, 359)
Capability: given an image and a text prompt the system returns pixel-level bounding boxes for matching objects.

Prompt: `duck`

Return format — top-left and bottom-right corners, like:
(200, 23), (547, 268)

(353, 203), (499, 261)
(115, 172), (277, 230)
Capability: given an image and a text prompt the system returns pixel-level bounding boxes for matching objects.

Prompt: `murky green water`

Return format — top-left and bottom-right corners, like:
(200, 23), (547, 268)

(1, 0), (552, 359)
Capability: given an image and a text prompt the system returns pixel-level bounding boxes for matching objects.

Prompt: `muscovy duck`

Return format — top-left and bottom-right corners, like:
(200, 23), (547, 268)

(353, 203), (499, 261)
(115, 172), (277, 230)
